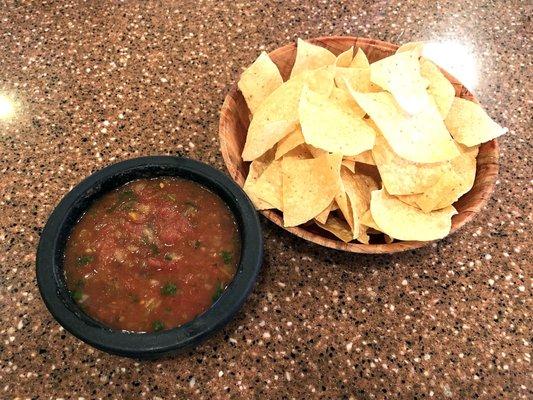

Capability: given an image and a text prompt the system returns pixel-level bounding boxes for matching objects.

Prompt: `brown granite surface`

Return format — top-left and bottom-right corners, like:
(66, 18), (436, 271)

(0, 1), (531, 399)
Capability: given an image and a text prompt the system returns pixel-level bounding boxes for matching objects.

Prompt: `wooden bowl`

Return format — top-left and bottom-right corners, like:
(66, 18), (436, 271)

(219, 36), (499, 253)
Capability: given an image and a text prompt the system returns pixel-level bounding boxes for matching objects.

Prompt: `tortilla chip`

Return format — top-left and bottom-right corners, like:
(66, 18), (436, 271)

(315, 216), (353, 243)
(445, 97), (506, 146)
(282, 153), (342, 227)
(372, 135), (453, 195)
(299, 86), (375, 155)
(398, 144), (478, 212)
(361, 209), (380, 230)
(350, 48), (370, 68)
(306, 144), (327, 158)
(243, 149), (276, 209)
(247, 159), (284, 210)
(275, 127), (305, 159)
(341, 167), (378, 239)
(370, 50), (433, 115)
(291, 38), (336, 78)
(283, 144), (313, 160)
(329, 87), (365, 118)
(345, 150), (375, 165)
(396, 41), (425, 57)
(348, 90), (460, 163)
(420, 58), (455, 119)
(315, 201), (334, 224)
(370, 189), (457, 241)
(238, 51), (283, 114)
(335, 47), (353, 67)
(242, 67), (334, 161)
(335, 67), (371, 93)
(341, 158), (356, 173)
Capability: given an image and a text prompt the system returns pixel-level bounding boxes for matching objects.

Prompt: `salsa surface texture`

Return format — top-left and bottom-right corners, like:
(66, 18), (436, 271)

(63, 177), (240, 332)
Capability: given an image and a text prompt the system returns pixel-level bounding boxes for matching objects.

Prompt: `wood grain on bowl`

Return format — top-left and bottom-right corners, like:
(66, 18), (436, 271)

(219, 36), (499, 253)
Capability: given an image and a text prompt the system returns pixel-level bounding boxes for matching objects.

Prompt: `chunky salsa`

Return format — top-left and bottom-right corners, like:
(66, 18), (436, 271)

(63, 177), (240, 332)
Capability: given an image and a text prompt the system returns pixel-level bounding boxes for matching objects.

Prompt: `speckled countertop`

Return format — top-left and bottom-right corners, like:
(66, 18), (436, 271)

(0, 1), (531, 399)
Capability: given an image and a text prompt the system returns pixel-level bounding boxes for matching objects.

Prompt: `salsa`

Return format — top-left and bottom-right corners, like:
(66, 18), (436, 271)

(63, 177), (240, 332)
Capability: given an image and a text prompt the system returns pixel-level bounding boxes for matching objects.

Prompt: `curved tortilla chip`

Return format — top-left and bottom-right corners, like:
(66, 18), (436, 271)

(291, 38), (336, 78)
(282, 153), (342, 227)
(315, 201), (334, 224)
(299, 86), (375, 156)
(348, 90), (460, 163)
(345, 150), (375, 165)
(420, 58), (455, 119)
(396, 41), (425, 57)
(275, 127), (305, 159)
(370, 189), (457, 241)
(335, 47), (353, 67)
(350, 48), (370, 69)
(397, 144), (478, 212)
(242, 67), (334, 161)
(445, 97), (506, 146)
(370, 50), (432, 115)
(238, 51), (283, 114)
(315, 216), (353, 243)
(243, 149), (275, 209)
(247, 159), (283, 210)
(372, 135), (452, 195)
(329, 87), (365, 118)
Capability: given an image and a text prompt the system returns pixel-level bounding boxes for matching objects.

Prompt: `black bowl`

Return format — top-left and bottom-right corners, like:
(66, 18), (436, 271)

(36, 156), (263, 359)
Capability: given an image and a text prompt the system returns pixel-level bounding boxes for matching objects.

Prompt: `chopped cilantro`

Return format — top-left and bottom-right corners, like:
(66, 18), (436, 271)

(71, 290), (83, 302)
(165, 193), (177, 202)
(152, 320), (165, 332)
(193, 240), (201, 249)
(161, 282), (177, 296)
(107, 189), (138, 213)
(212, 282), (224, 303)
(76, 255), (93, 266)
(220, 250), (232, 265)
(149, 243), (159, 255)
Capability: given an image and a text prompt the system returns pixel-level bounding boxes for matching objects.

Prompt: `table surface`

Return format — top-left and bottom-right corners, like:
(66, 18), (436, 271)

(0, 1), (531, 399)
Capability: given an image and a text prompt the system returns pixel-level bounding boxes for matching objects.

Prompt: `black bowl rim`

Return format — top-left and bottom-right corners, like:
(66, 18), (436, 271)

(36, 156), (263, 358)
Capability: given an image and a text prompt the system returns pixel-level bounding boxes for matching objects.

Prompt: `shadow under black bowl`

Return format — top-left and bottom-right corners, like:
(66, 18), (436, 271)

(36, 156), (263, 359)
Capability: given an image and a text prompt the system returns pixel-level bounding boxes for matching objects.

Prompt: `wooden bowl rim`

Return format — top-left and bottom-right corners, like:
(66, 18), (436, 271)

(219, 35), (499, 254)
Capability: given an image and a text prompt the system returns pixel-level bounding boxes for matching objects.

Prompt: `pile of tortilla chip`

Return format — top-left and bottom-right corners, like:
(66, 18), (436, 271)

(237, 38), (506, 243)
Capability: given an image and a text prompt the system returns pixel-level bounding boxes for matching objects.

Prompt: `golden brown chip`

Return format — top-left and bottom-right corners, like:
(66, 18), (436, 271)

(341, 158), (356, 173)
(335, 47), (353, 67)
(370, 189), (457, 241)
(315, 216), (354, 243)
(282, 153), (342, 227)
(371, 135), (451, 195)
(238, 51), (283, 114)
(345, 150), (375, 166)
(275, 127), (305, 159)
(335, 67), (371, 93)
(350, 48), (370, 69)
(445, 97), (506, 146)
(291, 38), (336, 78)
(242, 67), (334, 161)
(397, 144), (478, 212)
(329, 87), (365, 118)
(315, 201), (334, 224)
(243, 149), (276, 209)
(349, 90), (460, 163)
(299, 86), (375, 155)
(248, 159), (283, 210)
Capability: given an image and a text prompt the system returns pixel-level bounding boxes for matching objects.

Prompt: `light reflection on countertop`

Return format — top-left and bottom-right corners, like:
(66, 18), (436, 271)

(422, 40), (479, 91)
(0, 93), (18, 121)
